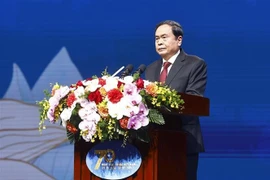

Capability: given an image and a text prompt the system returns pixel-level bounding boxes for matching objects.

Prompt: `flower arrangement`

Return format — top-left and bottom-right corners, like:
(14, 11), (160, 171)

(37, 70), (184, 144)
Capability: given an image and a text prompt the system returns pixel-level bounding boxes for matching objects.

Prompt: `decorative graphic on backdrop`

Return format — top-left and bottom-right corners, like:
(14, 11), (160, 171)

(3, 47), (83, 104)
(0, 47), (81, 179)
(0, 99), (69, 179)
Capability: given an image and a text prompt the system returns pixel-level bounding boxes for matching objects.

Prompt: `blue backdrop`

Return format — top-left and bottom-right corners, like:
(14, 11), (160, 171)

(0, 0), (269, 179)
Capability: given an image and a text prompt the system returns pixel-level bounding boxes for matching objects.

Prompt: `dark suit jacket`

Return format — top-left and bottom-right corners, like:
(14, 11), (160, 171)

(144, 48), (207, 154)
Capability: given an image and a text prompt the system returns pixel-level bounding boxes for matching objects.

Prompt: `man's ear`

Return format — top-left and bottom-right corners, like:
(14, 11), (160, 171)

(177, 36), (183, 46)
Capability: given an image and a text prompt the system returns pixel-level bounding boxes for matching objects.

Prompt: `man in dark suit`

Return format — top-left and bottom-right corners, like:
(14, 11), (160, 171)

(145, 20), (207, 180)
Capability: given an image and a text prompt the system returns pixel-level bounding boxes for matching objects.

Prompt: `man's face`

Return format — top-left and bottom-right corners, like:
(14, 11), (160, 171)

(155, 24), (182, 60)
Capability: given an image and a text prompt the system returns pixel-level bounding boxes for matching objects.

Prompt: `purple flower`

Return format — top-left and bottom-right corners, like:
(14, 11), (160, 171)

(127, 102), (150, 130)
(127, 114), (149, 130)
(138, 103), (149, 116)
(127, 115), (142, 130)
(47, 108), (55, 122)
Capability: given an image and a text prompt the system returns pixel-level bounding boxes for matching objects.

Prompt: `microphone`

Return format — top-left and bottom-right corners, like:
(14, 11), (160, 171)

(120, 64), (133, 78)
(133, 64), (146, 76)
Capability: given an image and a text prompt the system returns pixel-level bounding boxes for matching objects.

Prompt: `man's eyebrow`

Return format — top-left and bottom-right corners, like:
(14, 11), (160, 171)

(155, 34), (167, 37)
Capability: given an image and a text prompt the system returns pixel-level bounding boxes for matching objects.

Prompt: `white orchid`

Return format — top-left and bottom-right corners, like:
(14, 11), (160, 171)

(60, 108), (73, 127)
(103, 76), (119, 91)
(107, 101), (125, 120)
(73, 86), (85, 98)
(84, 78), (100, 92)
(78, 120), (96, 142)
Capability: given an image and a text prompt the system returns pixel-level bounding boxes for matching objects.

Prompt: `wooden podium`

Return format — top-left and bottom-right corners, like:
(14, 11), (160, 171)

(74, 93), (210, 180)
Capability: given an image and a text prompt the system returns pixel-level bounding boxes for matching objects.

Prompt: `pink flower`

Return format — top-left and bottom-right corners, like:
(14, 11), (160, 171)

(47, 108), (55, 122)
(127, 103), (149, 130)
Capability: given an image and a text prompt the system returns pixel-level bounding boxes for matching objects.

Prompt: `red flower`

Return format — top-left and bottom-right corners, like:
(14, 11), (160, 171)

(88, 90), (103, 104)
(67, 93), (76, 107)
(117, 81), (124, 88)
(66, 122), (78, 134)
(98, 78), (106, 86)
(136, 78), (144, 89)
(76, 80), (84, 87)
(119, 117), (129, 130)
(107, 88), (123, 103)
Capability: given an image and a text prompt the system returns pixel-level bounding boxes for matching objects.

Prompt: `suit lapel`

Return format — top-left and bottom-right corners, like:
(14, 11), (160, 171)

(165, 49), (186, 85)
(148, 60), (162, 82)
(154, 60), (163, 81)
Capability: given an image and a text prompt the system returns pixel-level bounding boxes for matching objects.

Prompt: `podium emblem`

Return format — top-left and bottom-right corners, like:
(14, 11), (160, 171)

(86, 140), (142, 180)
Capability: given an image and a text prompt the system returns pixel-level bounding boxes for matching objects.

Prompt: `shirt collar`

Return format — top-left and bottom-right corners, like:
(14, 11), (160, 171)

(162, 50), (180, 65)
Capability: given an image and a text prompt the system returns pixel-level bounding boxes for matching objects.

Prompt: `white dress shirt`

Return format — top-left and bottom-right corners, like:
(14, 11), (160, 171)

(160, 50), (180, 74)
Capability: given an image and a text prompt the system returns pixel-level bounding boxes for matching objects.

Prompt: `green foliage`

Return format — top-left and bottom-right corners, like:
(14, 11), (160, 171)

(101, 67), (110, 76)
(97, 120), (110, 141)
(67, 130), (75, 144)
(134, 127), (150, 143)
(149, 109), (165, 125)
(132, 72), (140, 81)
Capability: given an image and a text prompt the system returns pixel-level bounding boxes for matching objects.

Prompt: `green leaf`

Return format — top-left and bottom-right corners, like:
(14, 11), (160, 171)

(43, 89), (51, 98)
(97, 120), (110, 141)
(66, 130), (75, 144)
(101, 67), (110, 76)
(149, 109), (165, 125)
(71, 104), (81, 116)
(135, 127), (150, 143)
(132, 72), (140, 81)
(69, 115), (82, 128)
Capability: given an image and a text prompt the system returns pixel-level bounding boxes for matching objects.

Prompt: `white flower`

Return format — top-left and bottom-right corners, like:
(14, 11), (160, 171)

(78, 102), (97, 121)
(74, 86), (85, 98)
(78, 120), (96, 142)
(123, 76), (134, 84)
(78, 98), (90, 107)
(141, 116), (150, 126)
(78, 108), (89, 120)
(79, 120), (95, 131)
(48, 96), (59, 108)
(85, 112), (101, 124)
(103, 77), (118, 91)
(69, 100), (78, 110)
(120, 97), (140, 117)
(84, 78), (100, 92)
(123, 83), (142, 104)
(81, 134), (92, 142)
(107, 101), (124, 120)
(84, 101), (97, 112)
(101, 75), (109, 79)
(54, 86), (70, 100)
(59, 86), (70, 97)
(143, 80), (151, 88)
(107, 96), (140, 119)
(60, 108), (73, 127)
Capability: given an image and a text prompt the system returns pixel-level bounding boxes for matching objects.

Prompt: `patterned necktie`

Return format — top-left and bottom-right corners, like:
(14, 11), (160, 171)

(159, 62), (171, 83)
